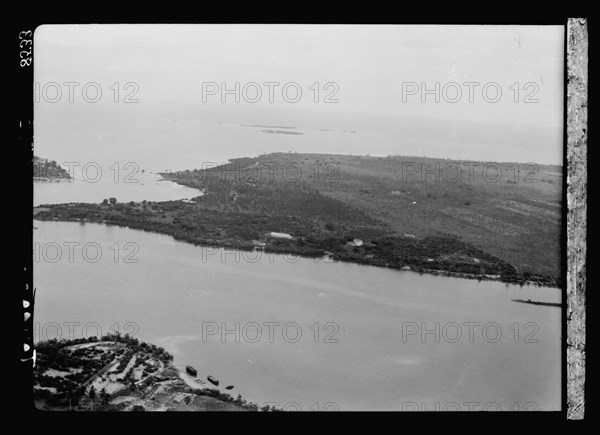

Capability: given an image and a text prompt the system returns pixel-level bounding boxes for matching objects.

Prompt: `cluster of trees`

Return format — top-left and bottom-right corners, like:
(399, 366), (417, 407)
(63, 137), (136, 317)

(88, 386), (110, 403)
(37, 151), (561, 280)
(97, 332), (173, 363)
(33, 333), (174, 409)
(34, 385), (86, 407)
(113, 350), (136, 375)
(35, 339), (109, 375)
(36, 159), (561, 287)
(33, 156), (71, 180)
(35, 198), (559, 286)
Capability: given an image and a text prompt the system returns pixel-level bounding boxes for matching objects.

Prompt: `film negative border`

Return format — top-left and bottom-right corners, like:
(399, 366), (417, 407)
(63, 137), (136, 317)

(566, 17), (587, 420)
(22, 20), (586, 418)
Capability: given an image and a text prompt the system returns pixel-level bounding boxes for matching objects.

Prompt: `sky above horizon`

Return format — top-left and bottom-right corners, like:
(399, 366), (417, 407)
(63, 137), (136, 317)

(33, 24), (565, 165)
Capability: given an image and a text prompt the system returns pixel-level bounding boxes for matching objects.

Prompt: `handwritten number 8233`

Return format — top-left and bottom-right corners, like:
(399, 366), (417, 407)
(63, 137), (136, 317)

(19, 30), (32, 67)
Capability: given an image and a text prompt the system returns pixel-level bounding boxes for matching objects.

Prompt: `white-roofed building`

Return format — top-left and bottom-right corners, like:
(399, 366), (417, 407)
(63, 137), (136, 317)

(264, 232), (293, 240)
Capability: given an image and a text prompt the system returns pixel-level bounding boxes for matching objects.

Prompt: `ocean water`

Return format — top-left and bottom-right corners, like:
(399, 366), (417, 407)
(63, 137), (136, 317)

(32, 101), (563, 411)
(34, 102), (563, 177)
(34, 220), (561, 411)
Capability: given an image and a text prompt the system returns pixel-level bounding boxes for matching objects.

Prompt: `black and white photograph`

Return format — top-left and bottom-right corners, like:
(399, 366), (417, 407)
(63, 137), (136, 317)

(23, 22), (585, 415)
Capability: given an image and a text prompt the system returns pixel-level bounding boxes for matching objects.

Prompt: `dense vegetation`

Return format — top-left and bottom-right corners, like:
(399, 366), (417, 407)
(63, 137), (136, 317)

(34, 177), (558, 287)
(33, 152), (561, 286)
(161, 153), (562, 281)
(34, 332), (172, 409)
(33, 333), (278, 412)
(34, 156), (71, 180)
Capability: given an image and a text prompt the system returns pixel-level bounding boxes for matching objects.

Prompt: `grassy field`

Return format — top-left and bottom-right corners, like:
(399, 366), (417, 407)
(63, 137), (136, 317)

(162, 152), (563, 280)
(34, 152), (562, 287)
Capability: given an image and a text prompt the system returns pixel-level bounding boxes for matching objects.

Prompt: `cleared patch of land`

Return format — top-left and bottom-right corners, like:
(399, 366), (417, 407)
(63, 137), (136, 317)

(33, 334), (270, 411)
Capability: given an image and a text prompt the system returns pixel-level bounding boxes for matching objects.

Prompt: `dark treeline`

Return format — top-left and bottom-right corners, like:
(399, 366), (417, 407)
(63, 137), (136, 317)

(34, 196), (559, 287)
(33, 156), (71, 180)
(34, 332), (173, 409)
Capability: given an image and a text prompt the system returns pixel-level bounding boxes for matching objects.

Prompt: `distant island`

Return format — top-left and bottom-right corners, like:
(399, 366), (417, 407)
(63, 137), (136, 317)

(33, 153), (562, 287)
(239, 124), (304, 135)
(34, 332), (278, 411)
(241, 124), (296, 129)
(511, 298), (562, 308)
(261, 129), (303, 135)
(34, 156), (71, 181)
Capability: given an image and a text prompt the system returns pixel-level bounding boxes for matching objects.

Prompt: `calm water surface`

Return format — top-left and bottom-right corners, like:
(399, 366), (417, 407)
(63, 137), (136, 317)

(33, 220), (561, 411)
(34, 171), (200, 206)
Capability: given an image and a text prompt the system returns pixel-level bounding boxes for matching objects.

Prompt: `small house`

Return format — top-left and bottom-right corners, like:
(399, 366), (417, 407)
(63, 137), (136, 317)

(264, 232), (293, 240)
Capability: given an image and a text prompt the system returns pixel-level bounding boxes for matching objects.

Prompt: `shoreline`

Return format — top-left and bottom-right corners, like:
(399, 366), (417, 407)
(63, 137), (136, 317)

(33, 335), (265, 411)
(32, 152), (561, 289)
(34, 177), (71, 182)
(33, 213), (560, 289)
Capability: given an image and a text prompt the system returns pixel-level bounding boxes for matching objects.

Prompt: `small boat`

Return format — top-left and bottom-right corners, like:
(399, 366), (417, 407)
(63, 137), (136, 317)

(225, 385), (234, 390)
(207, 375), (219, 386)
(186, 366), (197, 377)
